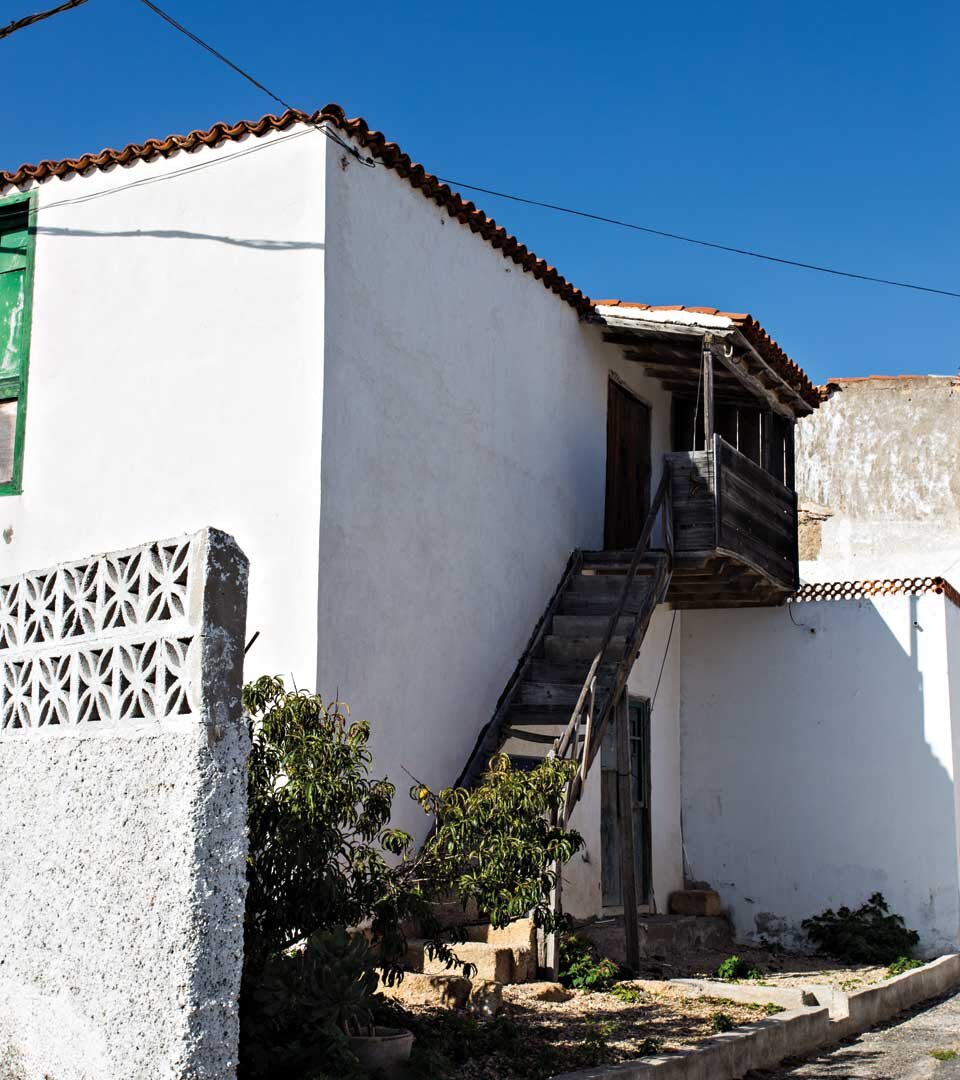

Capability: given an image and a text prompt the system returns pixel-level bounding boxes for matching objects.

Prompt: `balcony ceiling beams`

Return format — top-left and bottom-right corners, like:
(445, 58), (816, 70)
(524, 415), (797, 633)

(601, 322), (812, 419)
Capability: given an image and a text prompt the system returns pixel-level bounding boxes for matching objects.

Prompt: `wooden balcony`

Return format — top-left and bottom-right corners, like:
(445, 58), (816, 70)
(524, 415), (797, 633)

(666, 434), (799, 608)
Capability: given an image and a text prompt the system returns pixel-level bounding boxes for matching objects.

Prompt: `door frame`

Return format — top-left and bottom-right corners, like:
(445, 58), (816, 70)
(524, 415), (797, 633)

(600, 694), (654, 914)
(604, 373), (653, 551)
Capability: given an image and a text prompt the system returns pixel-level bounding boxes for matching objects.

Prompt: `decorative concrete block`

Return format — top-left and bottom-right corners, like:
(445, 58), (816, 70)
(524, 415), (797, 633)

(468, 978), (504, 1016)
(0, 529), (250, 1080)
(422, 941), (516, 983)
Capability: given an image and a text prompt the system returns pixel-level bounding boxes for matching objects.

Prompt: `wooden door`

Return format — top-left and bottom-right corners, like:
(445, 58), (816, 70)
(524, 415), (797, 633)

(604, 380), (651, 550)
(600, 699), (652, 908)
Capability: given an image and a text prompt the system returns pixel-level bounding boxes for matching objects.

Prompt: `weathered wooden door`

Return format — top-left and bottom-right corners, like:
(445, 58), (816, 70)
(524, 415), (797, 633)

(600, 699), (652, 908)
(604, 380), (651, 550)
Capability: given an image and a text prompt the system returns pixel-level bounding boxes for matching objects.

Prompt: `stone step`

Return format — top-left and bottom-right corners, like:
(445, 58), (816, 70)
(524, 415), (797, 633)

(668, 889), (723, 917)
(406, 919), (537, 984)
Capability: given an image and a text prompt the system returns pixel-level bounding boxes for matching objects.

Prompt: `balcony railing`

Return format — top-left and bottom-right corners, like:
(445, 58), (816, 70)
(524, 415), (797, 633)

(666, 433), (798, 592)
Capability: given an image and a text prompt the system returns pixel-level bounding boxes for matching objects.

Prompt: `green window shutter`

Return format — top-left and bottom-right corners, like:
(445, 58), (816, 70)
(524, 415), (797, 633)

(0, 194), (35, 495)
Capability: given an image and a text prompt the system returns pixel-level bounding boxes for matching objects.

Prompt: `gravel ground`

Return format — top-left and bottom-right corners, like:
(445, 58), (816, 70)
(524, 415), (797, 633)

(747, 989), (960, 1079)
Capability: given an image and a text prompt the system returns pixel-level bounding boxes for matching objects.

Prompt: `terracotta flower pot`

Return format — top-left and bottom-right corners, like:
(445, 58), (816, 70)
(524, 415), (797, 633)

(348, 1026), (414, 1078)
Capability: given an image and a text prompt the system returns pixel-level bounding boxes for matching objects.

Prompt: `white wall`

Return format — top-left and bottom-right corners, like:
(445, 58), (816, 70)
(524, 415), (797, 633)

(0, 125), (328, 687)
(628, 605), (685, 912)
(319, 140), (676, 852)
(680, 594), (960, 956)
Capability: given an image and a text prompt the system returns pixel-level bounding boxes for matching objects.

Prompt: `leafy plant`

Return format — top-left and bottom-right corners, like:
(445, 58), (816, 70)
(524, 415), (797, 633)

(637, 1037), (663, 1055)
(609, 983), (645, 1004)
(710, 1011), (735, 1033)
(239, 677), (586, 1078)
(762, 1003), (786, 1016)
(887, 955), (923, 977)
(558, 933), (621, 991)
(801, 893), (919, 964)
(715, 955), (762, 981)
(582, 1020), (617, 1064)
(931, 1049), (959, 1062)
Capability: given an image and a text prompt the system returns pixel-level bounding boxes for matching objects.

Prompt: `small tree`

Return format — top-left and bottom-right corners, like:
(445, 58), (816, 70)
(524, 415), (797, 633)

(241, 675), (584, 978)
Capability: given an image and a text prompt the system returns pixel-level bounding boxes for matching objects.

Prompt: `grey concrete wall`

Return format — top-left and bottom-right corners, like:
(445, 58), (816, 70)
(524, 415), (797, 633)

(795, 376), (960, 581)
(0, 528), (250, 1080)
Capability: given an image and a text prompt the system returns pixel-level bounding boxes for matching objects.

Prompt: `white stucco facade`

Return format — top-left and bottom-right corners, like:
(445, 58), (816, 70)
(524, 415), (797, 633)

(318, 142), (675, 848)
(0, 126), (328, 687)
(0, 116), (688, 917)
(680, 593), (960, 956)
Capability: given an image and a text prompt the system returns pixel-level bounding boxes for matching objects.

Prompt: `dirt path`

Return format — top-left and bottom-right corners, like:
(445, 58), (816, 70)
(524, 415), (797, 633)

(747, 990), (960, 1079)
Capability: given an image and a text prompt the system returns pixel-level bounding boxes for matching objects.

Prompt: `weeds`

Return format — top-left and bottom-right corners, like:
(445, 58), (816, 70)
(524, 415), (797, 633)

(715, 955), (763, 981)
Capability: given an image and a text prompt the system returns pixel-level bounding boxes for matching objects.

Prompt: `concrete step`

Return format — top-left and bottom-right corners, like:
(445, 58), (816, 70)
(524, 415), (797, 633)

(579, 914), (734, 967)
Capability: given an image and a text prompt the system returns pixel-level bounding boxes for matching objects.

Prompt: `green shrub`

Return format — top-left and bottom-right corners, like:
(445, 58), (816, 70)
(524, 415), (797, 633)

(710, 1011), (735, 1033)
(715, 955), (762, 981)
(801, 893), (919, 964)
(931, 1049), (959, 1062)
(239, 676), (585, 1079)
(887, 956), (924, 978)
(609, 983), (645, 1004)
(582, 1020), (617, 1064)
(559, 933), (621, 991)
(637, 1037), (663, 1055)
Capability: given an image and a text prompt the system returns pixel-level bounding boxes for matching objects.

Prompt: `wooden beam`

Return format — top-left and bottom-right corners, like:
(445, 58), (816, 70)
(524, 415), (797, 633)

(702, 335), (715, 441)
(615, 692), (640, 972)
(709, 339), (797, 419)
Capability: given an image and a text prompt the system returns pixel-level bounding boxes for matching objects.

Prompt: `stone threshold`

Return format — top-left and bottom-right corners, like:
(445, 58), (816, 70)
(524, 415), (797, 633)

(553, 954), (960, 1080)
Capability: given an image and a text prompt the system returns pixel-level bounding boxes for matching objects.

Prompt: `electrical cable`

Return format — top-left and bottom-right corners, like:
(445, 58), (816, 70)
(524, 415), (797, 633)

(135, 0), (373, 166)
(4, 0), (958, 298)
(432, 178), (960, 300)
(0, 0), (89, 41)
(650, 609), (678, 710)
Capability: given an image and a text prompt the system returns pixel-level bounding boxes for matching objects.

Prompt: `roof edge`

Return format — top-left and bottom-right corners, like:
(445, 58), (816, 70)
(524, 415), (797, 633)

(0, 104), (593, 317)
(793, 576), (960, 609)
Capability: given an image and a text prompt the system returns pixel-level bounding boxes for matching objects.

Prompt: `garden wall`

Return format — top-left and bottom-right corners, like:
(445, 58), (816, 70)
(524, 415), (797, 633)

(0, 528), (250, 1080)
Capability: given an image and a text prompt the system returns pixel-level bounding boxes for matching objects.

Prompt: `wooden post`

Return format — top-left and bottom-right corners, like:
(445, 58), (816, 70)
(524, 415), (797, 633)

(702, 335), (715, 444)
(761, 410), (773, 474)
(544, 805), (561, 979)
(616, 692), (641, 972)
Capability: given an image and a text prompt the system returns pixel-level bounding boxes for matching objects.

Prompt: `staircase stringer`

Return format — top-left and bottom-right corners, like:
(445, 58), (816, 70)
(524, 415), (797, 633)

(455, 548), (584, 789)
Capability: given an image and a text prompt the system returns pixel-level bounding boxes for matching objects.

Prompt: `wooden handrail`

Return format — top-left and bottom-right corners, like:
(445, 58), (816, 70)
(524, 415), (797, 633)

(551, 464), (673, 821)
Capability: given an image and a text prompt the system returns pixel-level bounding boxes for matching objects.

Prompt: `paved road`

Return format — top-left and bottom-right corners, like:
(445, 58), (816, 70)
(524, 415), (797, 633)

(747, 990), (960, 1080)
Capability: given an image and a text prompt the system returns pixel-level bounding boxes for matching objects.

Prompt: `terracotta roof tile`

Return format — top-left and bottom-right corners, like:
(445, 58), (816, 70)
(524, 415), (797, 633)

(593, 301), (819, 408)
(793, 576), (960, 609)
(0, 105), (592, 315)
(1, 103), (821, 404)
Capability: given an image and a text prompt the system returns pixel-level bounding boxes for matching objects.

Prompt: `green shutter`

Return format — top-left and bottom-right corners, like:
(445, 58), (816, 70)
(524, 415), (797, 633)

(0, 193), (35, 495)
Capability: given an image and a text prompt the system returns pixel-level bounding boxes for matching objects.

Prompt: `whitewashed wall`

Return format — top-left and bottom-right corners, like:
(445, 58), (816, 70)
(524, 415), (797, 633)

(628, 605), (684, 911)
(319, 139), (676, 870)
(680, 594), (960, 956)
(0, 125), (328, 687)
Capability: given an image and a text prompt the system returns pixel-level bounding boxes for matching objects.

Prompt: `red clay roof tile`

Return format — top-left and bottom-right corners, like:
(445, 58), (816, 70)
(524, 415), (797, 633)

(793, 577), (960, 609)
(1, 103), (818, 407)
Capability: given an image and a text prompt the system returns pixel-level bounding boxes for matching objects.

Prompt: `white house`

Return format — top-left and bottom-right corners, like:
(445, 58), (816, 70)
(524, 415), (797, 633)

(1, 105), (957, 956)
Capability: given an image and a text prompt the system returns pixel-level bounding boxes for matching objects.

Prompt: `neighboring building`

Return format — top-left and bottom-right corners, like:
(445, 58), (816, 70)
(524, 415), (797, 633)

(1, 105), (957, 956)
(795, 374), (960, 582)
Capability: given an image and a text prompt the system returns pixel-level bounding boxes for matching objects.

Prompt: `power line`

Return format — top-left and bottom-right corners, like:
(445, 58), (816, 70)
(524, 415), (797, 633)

(0, 0), (90, 40)
(4, 0), (958, 300)
(433, 177), (960, 301)
(134, 0), (373, 166)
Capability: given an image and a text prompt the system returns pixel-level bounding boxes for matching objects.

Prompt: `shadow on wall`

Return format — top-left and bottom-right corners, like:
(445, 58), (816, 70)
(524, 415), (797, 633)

(35, 226), (325, 251)
(680, 594), (960, 956)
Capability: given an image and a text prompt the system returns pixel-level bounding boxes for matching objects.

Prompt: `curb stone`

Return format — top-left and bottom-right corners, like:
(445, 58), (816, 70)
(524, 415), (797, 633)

(552, 954), (960, 1080)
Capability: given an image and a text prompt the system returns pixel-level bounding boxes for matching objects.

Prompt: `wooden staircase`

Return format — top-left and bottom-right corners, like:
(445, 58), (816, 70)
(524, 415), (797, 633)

(458, 469), (674, 806)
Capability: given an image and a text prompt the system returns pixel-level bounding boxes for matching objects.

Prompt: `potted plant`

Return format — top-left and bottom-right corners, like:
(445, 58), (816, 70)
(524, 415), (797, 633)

(304, 927), (414, 1078)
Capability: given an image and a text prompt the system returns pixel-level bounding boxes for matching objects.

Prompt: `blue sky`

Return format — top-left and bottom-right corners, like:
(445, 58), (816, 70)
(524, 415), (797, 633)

(5, 0), (959, 384)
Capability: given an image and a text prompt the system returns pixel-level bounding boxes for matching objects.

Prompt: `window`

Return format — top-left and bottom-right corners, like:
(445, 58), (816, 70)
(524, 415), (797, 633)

(0, 193), (35, 495)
